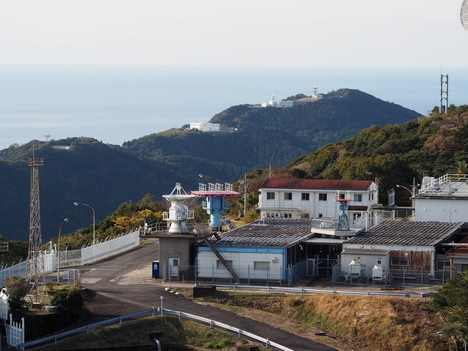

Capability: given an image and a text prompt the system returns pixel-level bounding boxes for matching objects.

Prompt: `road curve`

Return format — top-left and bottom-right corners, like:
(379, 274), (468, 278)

(77, 239), (338, 351)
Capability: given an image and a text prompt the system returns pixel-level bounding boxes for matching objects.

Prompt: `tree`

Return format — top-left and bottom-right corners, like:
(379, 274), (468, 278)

(431, 268), (468, 350)
(3, 276), (28, 312)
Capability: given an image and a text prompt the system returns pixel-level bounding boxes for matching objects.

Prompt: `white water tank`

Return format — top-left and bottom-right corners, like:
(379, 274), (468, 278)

(348, 259), (362, 277)
(372, 264), (385, 281)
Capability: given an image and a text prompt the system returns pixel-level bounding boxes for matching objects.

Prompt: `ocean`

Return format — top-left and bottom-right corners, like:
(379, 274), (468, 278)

(1, 65), (467, 152)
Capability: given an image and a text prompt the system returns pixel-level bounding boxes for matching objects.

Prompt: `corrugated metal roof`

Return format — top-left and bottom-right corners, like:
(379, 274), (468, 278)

(261, 178), (373, 191)
(203, 218), (314, 248)
(345, 221), (464, 246)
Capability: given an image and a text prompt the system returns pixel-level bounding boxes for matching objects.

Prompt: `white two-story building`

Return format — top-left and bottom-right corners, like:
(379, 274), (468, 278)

(257, 178), (378, 221)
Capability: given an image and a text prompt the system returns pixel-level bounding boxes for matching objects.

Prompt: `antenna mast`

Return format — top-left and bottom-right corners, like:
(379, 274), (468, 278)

(440, 74), (449, 113)
(26, 155), (48, 305)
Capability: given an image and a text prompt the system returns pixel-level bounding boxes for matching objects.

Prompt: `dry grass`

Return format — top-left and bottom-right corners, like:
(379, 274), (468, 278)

(197, 292), (447, 351)
(34, 316), (264, 351)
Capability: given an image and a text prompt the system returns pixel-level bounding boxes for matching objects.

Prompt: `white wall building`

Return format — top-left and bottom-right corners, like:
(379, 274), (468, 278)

(257, 178), (378, 222)
(190, 123), (221, 132)
(414, 174), (468, 222)
(341, 221), (466, 280)
(261, 96), (293, 108)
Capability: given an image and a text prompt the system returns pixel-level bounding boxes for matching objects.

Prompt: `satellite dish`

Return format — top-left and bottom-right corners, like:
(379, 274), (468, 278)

(461, 0), (468, 31)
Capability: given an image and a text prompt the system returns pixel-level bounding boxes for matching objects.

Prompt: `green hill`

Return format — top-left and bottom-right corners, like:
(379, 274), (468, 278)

(286, 105), (468, 205)
(0, 89), (422, 242)
(123, 89), (420, 176)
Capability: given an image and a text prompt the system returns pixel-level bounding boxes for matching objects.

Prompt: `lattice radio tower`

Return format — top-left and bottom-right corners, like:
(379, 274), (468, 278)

(26, 155), (48, 305)
(440, 74), (449, 114)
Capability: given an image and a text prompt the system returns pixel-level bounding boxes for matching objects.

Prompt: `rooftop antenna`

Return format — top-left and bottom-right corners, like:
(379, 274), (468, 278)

(461, 0), (468, 30)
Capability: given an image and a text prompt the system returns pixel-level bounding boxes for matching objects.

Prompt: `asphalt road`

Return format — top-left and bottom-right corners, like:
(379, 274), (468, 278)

(76, 239), (338, 351)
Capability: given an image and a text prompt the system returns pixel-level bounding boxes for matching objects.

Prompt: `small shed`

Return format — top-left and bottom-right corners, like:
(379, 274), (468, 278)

(341, 221), (466, 279)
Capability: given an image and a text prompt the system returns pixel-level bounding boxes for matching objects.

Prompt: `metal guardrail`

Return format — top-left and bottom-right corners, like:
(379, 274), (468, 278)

(18, 307), (294, 351)
(216, 284), (411, 298)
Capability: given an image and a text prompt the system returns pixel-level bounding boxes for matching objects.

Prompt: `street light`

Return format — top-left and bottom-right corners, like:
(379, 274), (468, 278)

(199, 174), (218, 183)
(396, 182), (417, 216)
(74, 202), (96, 245)
(57, 218), (69, 282)
(239, 180), (249, 218)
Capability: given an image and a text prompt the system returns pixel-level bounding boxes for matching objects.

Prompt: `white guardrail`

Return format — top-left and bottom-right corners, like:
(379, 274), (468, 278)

(215, 284), (411, 298)
(17, 307), (294, 351)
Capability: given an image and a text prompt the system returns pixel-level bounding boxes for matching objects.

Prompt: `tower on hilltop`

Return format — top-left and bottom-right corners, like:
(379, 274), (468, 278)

(26, 156), (49, 305)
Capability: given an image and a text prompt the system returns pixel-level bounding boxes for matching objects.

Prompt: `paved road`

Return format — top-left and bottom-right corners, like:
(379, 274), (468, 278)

(77, 239), (337, 351)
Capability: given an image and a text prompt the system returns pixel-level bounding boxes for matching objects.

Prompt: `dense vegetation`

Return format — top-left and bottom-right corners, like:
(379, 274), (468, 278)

(286, 105), (468, 205)
(0, 89), (418, 242)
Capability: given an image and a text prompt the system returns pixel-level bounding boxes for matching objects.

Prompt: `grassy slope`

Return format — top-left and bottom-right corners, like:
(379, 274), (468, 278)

(195, 292), (447, 351)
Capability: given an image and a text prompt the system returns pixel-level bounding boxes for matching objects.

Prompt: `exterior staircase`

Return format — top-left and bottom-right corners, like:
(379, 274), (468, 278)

(201, 235), (240, 282)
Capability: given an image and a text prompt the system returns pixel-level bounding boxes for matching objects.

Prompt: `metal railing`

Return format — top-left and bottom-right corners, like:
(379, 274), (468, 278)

(18, 307), (294, 351)
(215, 284), (411, 298)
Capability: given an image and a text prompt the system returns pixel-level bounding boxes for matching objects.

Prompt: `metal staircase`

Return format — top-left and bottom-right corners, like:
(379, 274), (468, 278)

(201, 236), (240, 282)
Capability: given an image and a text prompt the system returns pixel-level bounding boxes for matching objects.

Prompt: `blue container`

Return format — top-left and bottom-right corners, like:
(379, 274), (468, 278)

(152, 261), (160, 279)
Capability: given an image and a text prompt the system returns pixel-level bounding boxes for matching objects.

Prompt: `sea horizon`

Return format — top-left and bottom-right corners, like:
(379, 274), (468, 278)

(1, 65), (467, 152)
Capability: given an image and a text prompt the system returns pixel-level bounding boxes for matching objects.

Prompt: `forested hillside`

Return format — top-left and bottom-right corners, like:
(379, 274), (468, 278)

(286, 105), (468, 205)
(0, 138), (197, 242)
(124, 89), (420, 176)
(0, 89), (422, 242)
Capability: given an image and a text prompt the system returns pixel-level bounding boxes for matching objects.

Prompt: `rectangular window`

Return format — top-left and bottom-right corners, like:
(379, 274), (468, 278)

(319, 193), (327, 201)
(339, 193), (345, 199)
(437, 261), (451, 271)
(301, 213), (310, 219)
(284, 192), (292, 200)
(318, 213), (323, 218)
(391, 259), (409, 266)
(217, 260), (232, 269)
(283, 213), (292, 218)
(354, 194), (362, 202)
(254, 261), (270, 271)
(267, 192), (275, 200)
(301, 193), (310, 201)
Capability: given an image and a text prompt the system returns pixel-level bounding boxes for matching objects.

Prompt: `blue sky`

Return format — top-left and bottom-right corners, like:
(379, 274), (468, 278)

(1, 0), (467, 67)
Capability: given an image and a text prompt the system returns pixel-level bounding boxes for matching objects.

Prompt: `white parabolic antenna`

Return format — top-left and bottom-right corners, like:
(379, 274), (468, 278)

(163, 183), (195, 233)
(461, 0), (468, 31)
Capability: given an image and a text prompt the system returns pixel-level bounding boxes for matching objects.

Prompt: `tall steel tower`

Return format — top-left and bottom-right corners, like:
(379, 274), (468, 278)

(26, 157), (48, 305)
(440, 74), (449, 114)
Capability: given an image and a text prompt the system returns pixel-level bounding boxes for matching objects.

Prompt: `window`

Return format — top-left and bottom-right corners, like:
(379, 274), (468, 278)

(339, 193), (345, 199)
(437, 261), (451, 271)
(267, 192), (275, 200)
(318, 213), (323, 218)
(319, 193), (327, 201)
(301, 193), (310, 201)
(284, 192), (292, 200)
(301, 213), (310, 219)
(217, 260), (232, 269)
(254, 261), (270, 270)
(391, 259), (409, 266)
(283, 213), (292, 218)
(354, 194), (362, 202)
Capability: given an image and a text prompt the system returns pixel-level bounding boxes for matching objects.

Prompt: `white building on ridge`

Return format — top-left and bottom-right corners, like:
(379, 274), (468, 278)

(261, 96), (293, 108)
(190, 123), (221, 132)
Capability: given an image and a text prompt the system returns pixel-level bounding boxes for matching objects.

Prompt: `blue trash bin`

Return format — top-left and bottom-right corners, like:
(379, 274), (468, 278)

(152, 261), (159, 279)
